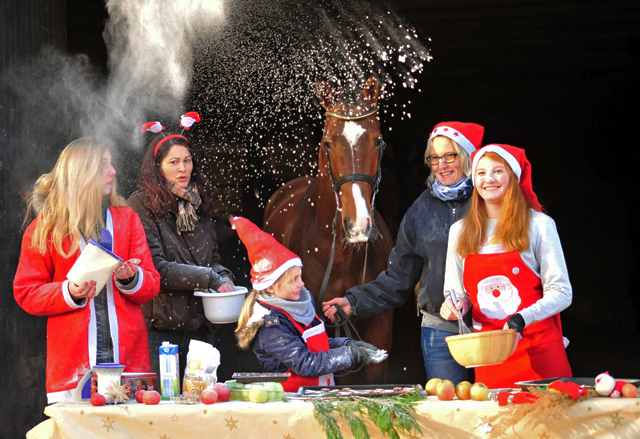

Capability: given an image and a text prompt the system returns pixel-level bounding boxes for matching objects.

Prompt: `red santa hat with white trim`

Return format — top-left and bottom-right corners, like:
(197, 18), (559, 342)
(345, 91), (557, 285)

(428, 121), (485, 156)
(471, 144), (542, 212)
(230, 216), (302, 290)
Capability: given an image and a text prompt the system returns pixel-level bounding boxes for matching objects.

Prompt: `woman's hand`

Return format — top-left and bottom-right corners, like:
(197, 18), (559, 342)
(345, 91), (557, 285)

(216, 278), (236, 293)
(439, 296), (469, 320)
(322, 297), (351, 323)
(503, 321), (523, 356)
(114, 258), (141, 281)
(69, 281), (97, 301)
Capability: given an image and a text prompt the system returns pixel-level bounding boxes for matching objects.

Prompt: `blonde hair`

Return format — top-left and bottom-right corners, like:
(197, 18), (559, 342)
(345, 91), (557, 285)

(457, 152), (531, 258)
(24, 137), (126, 258)
(235, 267), (299, 332)
(424, 136), (472, 185)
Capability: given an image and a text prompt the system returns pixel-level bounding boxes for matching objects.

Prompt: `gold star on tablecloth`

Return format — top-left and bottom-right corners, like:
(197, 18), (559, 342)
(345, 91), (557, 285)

(587, 406), (592, 411)
(273, 420), (278, 424)
(171, 414), (179, 422)
(226, 416), (239, 431)
(80, 410), (85, 415)
(203, 409), (208, 415)
(283, 435), (294, 439)
(159, 435), (170, 439)
(538, 432), (550, 439)
(102, 417), (116, 432)
(610, 412), (623, 428)
(149, 421), (154, 426)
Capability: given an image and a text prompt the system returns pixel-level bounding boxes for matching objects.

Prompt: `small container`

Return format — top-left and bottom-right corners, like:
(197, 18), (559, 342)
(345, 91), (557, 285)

(159, 342), (180, 400)
(225, 380), (284, 402)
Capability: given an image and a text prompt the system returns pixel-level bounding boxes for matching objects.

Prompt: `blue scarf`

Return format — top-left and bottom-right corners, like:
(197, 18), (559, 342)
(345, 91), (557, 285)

(430, 176), (473, 201)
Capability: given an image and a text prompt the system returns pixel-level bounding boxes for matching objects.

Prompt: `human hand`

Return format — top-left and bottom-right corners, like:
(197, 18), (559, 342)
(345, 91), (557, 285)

(114, 258), (141, 281)
(69, 280), (97, 301)
(216, 278), (236, 293)
(504, 314), (525, 356)
(349, 340), (378, 351)
(439, 297), (468, 320)
(322, 297), (351, 323)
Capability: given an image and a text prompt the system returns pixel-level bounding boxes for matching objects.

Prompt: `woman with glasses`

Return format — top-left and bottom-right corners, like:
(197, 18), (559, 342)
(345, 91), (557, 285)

(323, 121), (484, 384)
(440, 144), (572, 388)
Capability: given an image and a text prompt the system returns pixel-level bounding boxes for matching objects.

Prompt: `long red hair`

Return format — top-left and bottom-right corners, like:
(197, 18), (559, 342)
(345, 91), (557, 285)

(457, 152), (531, 258)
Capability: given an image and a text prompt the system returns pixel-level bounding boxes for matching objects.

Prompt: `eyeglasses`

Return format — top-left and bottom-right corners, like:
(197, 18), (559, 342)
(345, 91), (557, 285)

(427, 153), (458, 166)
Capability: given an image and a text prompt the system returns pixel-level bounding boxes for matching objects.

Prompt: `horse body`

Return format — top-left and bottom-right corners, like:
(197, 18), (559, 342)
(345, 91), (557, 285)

(263, 76), (393, 384)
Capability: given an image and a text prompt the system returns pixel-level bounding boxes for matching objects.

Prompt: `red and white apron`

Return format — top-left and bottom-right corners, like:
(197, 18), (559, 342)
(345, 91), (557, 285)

(260, 303), (334, 392)
(463, 250), (571, 388)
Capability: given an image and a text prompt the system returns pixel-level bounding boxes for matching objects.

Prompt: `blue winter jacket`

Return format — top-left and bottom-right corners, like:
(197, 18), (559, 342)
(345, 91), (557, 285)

(345, 188), (471, 332)
(239, 301), (354, 377)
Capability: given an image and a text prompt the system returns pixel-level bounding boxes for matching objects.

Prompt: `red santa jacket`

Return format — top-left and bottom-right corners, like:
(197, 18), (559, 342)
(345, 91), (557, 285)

(14, 206), (160, 403)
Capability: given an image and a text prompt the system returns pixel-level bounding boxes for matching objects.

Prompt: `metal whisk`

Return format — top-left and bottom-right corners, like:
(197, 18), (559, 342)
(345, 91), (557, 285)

(447, 290), (472, 335)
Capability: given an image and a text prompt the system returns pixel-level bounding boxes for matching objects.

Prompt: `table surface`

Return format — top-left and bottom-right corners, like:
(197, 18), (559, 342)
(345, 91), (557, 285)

(27, 394), (640, 439)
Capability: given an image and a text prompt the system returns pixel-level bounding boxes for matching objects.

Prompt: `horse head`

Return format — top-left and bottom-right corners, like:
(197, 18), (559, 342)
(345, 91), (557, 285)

(315, 75), (385, 244)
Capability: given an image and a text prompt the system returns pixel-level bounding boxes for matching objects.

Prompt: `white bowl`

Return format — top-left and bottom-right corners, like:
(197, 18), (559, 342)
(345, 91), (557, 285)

(194, 286), (249, 324)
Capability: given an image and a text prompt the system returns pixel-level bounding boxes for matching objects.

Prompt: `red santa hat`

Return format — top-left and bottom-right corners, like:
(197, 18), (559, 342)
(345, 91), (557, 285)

(428, 121), (485, 157)
(230, 216), (302, 290)
(471, 144), (542, 212)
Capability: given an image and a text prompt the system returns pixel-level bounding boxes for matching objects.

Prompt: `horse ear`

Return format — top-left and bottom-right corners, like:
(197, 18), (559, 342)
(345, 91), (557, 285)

(361, 75), (380, 106)
(315, 81), (335, 110)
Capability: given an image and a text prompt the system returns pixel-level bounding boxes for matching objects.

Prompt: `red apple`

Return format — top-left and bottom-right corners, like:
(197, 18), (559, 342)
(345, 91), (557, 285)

(455, 381), (472, 400)
(212, 383), (231, 402)
(621, 383), (638, 398)
(436, 380), (455, 401)
(143, 390), (161, 405)
(91, 393), (106, 406)
(425, 378), (442, 395)
(470, 382), (489, 401)
(135, 390), (146, 403)
(201, 389), (219, 405)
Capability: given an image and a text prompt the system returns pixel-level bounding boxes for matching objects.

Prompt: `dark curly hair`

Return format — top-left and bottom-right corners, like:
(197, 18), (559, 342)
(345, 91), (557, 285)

(136, 132), (216, 216)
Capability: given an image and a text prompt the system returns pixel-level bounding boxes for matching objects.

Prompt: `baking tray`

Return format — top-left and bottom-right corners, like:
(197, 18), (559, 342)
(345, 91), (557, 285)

(515, 377), (640, 391)
(298, 384), (425, 398)
(231, 372), (291, 383)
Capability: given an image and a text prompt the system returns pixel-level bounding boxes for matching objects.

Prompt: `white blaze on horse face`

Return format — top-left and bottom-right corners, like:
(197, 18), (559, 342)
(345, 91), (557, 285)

(340, 121), (371, 242)
(342, 121), (366, 152)
(350, 183), (372, 242)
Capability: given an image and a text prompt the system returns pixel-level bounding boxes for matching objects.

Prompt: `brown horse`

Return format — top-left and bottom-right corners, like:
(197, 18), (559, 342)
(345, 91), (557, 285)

(263, 75), (393, 384)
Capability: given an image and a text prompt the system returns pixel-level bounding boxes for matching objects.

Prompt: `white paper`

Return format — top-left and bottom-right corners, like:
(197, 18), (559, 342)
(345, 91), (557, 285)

(66, 240), (122, 294)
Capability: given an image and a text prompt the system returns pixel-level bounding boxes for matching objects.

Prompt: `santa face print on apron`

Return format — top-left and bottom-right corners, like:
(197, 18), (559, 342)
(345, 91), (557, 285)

(260, 302), (334, 392)
(463, 250), (571, 388)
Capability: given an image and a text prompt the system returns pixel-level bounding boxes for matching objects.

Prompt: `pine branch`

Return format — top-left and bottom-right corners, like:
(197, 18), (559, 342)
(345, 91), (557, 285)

(311, 390), (424, 439)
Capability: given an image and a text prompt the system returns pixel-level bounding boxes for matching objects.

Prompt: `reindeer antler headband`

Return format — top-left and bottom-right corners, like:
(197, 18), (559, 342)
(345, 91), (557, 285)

(141, 112), (201, 158)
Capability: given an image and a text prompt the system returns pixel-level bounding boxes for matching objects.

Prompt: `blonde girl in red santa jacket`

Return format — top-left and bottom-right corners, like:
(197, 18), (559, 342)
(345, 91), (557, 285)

(441, 144), (572, 389)
(14, 138), (160, 404)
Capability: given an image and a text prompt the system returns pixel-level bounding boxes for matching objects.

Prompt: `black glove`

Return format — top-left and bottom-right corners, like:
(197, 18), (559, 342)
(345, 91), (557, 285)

(349, 341), (382, 365)
(349, 340), (378, 351)
(208, 270), (226, 291)
(506, 313), (525, 337)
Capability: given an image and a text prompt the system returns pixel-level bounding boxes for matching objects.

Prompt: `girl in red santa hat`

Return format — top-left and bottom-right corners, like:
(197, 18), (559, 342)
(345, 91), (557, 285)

(440, 144), (572, 389)
(14, 137), (160, 404)
(232, 216), (386, 392)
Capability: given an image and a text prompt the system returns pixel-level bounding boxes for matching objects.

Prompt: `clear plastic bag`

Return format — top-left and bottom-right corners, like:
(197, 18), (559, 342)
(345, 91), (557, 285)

(182, 340), (220, 398)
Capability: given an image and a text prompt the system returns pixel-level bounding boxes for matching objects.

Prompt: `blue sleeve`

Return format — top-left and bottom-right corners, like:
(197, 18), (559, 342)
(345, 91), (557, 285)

(255, 320), (354, 377)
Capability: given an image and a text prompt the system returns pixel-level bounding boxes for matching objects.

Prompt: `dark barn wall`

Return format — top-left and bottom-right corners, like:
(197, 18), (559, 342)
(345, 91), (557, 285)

(1, 1), (67, 438)
(1, 1), (640, 438)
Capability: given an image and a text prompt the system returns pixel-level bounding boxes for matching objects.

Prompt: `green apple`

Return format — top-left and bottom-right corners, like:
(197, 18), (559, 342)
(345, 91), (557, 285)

(470, 382), (489, 401)
(249, 386), (269, 403)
